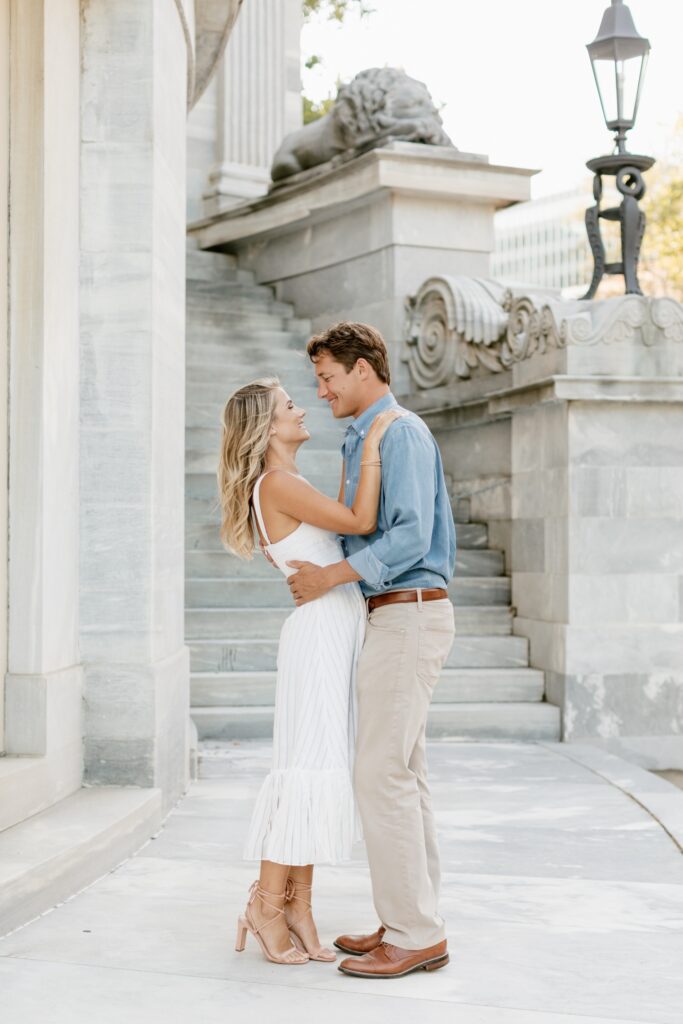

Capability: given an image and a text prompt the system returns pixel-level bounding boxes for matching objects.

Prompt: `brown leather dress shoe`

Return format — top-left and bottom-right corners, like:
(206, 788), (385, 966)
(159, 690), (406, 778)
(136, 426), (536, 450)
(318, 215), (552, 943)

(333, 925), (385, 955)
(338, 939), (448, 978)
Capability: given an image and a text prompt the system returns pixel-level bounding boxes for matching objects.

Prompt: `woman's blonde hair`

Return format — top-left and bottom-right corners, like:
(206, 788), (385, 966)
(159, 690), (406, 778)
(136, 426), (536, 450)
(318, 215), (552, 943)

(218, 377), (280, 559)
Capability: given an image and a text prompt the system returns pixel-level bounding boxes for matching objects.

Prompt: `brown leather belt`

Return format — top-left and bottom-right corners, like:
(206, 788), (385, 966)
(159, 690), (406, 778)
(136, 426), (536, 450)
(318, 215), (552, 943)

(367, 588), (448, 613)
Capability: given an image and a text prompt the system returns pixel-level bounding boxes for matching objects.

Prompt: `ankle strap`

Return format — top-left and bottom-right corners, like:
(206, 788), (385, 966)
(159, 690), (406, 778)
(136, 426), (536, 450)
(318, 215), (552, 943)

(285, 877), (313, 918)
(248, 880), (289, 933)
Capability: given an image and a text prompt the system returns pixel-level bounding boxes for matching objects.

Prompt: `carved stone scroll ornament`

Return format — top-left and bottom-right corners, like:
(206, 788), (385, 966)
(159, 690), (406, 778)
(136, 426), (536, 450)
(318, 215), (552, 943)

(403, 276), (563, 386)
(404, 278), (683, 390)
(403, 277), (507, 387)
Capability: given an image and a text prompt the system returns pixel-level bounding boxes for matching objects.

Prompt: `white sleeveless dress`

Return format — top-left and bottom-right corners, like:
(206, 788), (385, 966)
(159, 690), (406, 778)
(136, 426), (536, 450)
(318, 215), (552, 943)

(243, 472), (366, 866)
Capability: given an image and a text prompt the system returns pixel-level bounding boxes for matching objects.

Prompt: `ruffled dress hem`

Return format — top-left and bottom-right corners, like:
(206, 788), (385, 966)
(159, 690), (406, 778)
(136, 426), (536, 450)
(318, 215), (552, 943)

(243, 766), (362, 866)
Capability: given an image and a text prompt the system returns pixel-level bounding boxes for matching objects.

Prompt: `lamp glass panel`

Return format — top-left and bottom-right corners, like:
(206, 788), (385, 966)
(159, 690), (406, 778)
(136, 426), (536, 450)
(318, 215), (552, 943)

(591, 53), (644, 127)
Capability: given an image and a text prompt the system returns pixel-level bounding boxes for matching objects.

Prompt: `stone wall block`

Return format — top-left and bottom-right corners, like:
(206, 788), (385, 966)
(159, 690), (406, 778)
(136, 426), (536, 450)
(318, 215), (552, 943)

(510, 518), (545, 573)
(569, 403), (683, 468)
(565, 625), (683, 675)
(570, 518), (683, 575)
(562, 672), (683, 741)
(569, 466), (628, 518)
(512, 571), (568, 623)
(569, 574), (679, 626)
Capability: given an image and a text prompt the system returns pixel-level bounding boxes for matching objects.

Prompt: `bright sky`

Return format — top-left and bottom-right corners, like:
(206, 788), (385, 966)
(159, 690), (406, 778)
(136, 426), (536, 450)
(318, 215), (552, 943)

(301, 0), (682, 198)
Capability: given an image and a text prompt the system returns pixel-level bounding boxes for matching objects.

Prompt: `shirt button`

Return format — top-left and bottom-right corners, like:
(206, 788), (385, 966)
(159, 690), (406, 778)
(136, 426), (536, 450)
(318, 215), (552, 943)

(346, 479), (350, 485)
(360, 431), (365, 437)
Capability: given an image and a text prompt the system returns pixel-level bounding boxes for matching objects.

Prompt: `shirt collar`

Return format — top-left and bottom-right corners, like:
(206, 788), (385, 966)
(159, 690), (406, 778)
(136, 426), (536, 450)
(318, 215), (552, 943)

(345, 392), (398, 438)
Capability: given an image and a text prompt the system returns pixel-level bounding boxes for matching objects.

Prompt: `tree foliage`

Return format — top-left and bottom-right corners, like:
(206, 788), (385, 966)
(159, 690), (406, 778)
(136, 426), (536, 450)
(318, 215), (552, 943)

(303, 95), (335, 125)
(641, 138), (683, 300)
(303, 0), (374, 22)
(301, 0), (374, 124)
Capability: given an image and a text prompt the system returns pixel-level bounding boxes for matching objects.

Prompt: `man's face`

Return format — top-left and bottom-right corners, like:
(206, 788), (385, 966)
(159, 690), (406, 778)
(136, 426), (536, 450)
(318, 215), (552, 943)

(313, 352), (363, 419)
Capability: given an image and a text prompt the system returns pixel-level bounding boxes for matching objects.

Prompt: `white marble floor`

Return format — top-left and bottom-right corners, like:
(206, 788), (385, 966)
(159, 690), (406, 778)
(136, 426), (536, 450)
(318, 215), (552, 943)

(1, 740), (682, 1024)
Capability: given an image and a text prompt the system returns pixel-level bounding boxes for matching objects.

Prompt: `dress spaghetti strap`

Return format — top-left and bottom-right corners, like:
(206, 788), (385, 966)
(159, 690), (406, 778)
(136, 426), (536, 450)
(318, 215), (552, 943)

(252, 473), (272, 546)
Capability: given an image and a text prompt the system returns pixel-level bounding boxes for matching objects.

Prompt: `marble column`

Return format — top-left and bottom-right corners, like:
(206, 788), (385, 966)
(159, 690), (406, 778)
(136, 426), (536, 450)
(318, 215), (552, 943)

(80, 0), (190, 807)
(0, 0), (8, 751)
(200, 0), (302, 214)
(3, 0), (82, 797)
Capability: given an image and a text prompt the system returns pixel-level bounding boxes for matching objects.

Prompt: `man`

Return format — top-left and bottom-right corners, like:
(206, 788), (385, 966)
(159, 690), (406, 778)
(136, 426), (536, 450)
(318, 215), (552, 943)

(286, 321), (457, 979)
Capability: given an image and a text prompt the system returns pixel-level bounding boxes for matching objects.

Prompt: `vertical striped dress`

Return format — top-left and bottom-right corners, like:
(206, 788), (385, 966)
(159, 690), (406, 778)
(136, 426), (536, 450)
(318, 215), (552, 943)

(242, 473), (366, 866)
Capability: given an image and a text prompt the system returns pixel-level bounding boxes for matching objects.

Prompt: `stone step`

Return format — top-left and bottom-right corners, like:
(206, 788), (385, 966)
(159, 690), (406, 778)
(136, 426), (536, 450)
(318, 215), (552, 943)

(185, 550), (279, 578)
(185, 399), (328, 428)
(186, 248), (244, 284)
(189, 634), (529, 672)
(186, 310), (296, 335)
(186, 445), (343, 476)
(0, 786), (162, 937)
(186, 423), (345, 453)
(184, 518), (489, 555)
(185, 470), (341, 502)
(190, 667), (546, 707)
(187, 285), (292, 309)
(454, 497), (471, 523)
(186, 365), (315, 392)
(185, 605), (513, 640)
(186, 381), (321, 408)
(190, 700), (560, 742)
(455, 549), (504, 576)
(184, 573), (510, 606)
(183, 544), (504, 579)
(187, 282), (275, 303)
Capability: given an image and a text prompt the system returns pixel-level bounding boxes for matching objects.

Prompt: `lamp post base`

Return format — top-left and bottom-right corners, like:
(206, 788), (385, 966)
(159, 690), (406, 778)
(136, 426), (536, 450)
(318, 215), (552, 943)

(581, 153), (655, 300)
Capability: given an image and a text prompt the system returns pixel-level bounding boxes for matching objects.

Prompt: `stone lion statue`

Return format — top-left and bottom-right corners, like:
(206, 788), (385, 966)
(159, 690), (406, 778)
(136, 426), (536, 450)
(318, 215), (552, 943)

(271, 67), (454, 182)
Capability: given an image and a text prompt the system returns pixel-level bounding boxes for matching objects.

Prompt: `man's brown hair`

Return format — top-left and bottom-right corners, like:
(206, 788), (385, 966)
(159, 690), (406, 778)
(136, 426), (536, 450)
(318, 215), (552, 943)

(306, 321), (391, 384)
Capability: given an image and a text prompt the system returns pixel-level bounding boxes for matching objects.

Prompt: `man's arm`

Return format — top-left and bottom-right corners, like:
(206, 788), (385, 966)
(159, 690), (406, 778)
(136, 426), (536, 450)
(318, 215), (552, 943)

(344, 424), (436, 589)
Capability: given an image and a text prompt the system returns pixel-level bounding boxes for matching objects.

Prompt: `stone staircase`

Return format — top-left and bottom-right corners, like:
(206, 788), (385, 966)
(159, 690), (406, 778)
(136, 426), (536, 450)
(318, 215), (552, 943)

(185, 246), (561, 742)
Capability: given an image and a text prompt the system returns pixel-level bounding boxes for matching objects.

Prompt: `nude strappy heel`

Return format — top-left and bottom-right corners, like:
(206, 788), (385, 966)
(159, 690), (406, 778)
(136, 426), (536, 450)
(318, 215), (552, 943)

(235, 881), (309, 964)
(284, 878), (336, 962)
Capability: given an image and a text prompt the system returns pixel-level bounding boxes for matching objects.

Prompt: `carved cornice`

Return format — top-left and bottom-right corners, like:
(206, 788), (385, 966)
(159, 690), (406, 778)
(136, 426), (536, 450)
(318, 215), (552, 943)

(403, 277), (683, 389)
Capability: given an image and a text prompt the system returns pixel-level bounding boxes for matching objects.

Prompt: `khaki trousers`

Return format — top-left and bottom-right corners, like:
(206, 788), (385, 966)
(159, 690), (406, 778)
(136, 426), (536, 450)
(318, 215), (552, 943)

(353, 596), (455, 950)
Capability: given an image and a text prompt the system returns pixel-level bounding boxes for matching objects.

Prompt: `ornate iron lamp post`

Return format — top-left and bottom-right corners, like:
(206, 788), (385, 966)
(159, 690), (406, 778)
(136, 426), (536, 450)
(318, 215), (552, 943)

(582, 0), (654, 299)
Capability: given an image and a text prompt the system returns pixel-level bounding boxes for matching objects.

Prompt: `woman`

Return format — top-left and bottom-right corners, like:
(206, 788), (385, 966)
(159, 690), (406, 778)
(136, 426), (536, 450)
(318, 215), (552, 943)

(218, 377), (400, 966)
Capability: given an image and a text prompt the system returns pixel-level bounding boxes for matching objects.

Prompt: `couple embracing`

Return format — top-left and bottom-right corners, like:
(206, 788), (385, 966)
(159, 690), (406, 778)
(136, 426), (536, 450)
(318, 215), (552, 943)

(218, 321), (456, 979)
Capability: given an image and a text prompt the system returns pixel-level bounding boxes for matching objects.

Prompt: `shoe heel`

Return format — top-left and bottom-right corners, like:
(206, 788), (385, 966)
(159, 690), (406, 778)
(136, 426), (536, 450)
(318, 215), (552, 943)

(424, 953), (449, 972)
(235, 916), (248, 952)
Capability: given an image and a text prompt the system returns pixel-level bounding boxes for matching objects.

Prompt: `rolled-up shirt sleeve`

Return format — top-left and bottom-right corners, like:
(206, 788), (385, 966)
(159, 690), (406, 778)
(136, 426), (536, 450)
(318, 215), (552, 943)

(346, 425), (437, 589)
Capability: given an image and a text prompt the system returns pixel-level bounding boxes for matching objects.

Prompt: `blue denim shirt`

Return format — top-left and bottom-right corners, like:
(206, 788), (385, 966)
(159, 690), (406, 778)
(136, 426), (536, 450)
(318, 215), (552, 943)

(341, 393), (457, 598)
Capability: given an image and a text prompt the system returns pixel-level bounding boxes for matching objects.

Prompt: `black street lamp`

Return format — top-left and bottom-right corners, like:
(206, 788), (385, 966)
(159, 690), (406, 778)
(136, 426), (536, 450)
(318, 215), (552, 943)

(582, 0), (654, 299)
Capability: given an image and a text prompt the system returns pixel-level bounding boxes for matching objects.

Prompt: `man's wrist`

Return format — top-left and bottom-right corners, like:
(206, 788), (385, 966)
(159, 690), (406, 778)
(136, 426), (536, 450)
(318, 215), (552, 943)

(324, 560), (362, 588)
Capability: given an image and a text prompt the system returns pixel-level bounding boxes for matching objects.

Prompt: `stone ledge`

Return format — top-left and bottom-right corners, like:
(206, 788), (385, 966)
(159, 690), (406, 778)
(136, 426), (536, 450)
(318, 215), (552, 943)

(539, 741), (683, 852)
(406, 374), (683, 428)
(0, 786), (162, 938)
(189, 141), (536, 250)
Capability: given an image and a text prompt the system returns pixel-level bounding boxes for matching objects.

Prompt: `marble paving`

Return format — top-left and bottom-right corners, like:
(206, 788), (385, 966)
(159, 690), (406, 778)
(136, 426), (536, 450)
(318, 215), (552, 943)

(1, 740), (682, 1023)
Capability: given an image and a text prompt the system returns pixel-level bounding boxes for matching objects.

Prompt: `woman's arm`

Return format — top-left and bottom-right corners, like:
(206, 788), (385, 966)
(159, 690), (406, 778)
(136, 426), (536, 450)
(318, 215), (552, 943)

(337, 462), (345, 504)
(263, 410), (403, 536)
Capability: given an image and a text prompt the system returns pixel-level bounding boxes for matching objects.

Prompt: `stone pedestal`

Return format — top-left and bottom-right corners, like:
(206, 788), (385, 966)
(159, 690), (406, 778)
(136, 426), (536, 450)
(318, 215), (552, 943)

(191, 142), (535, 389)
(403, 282), (683, 768)
(80, 0), (190, 807)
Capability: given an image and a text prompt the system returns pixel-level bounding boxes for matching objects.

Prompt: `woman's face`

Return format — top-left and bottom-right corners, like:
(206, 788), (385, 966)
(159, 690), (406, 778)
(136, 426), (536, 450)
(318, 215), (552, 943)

(270, 388), (310, 445)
